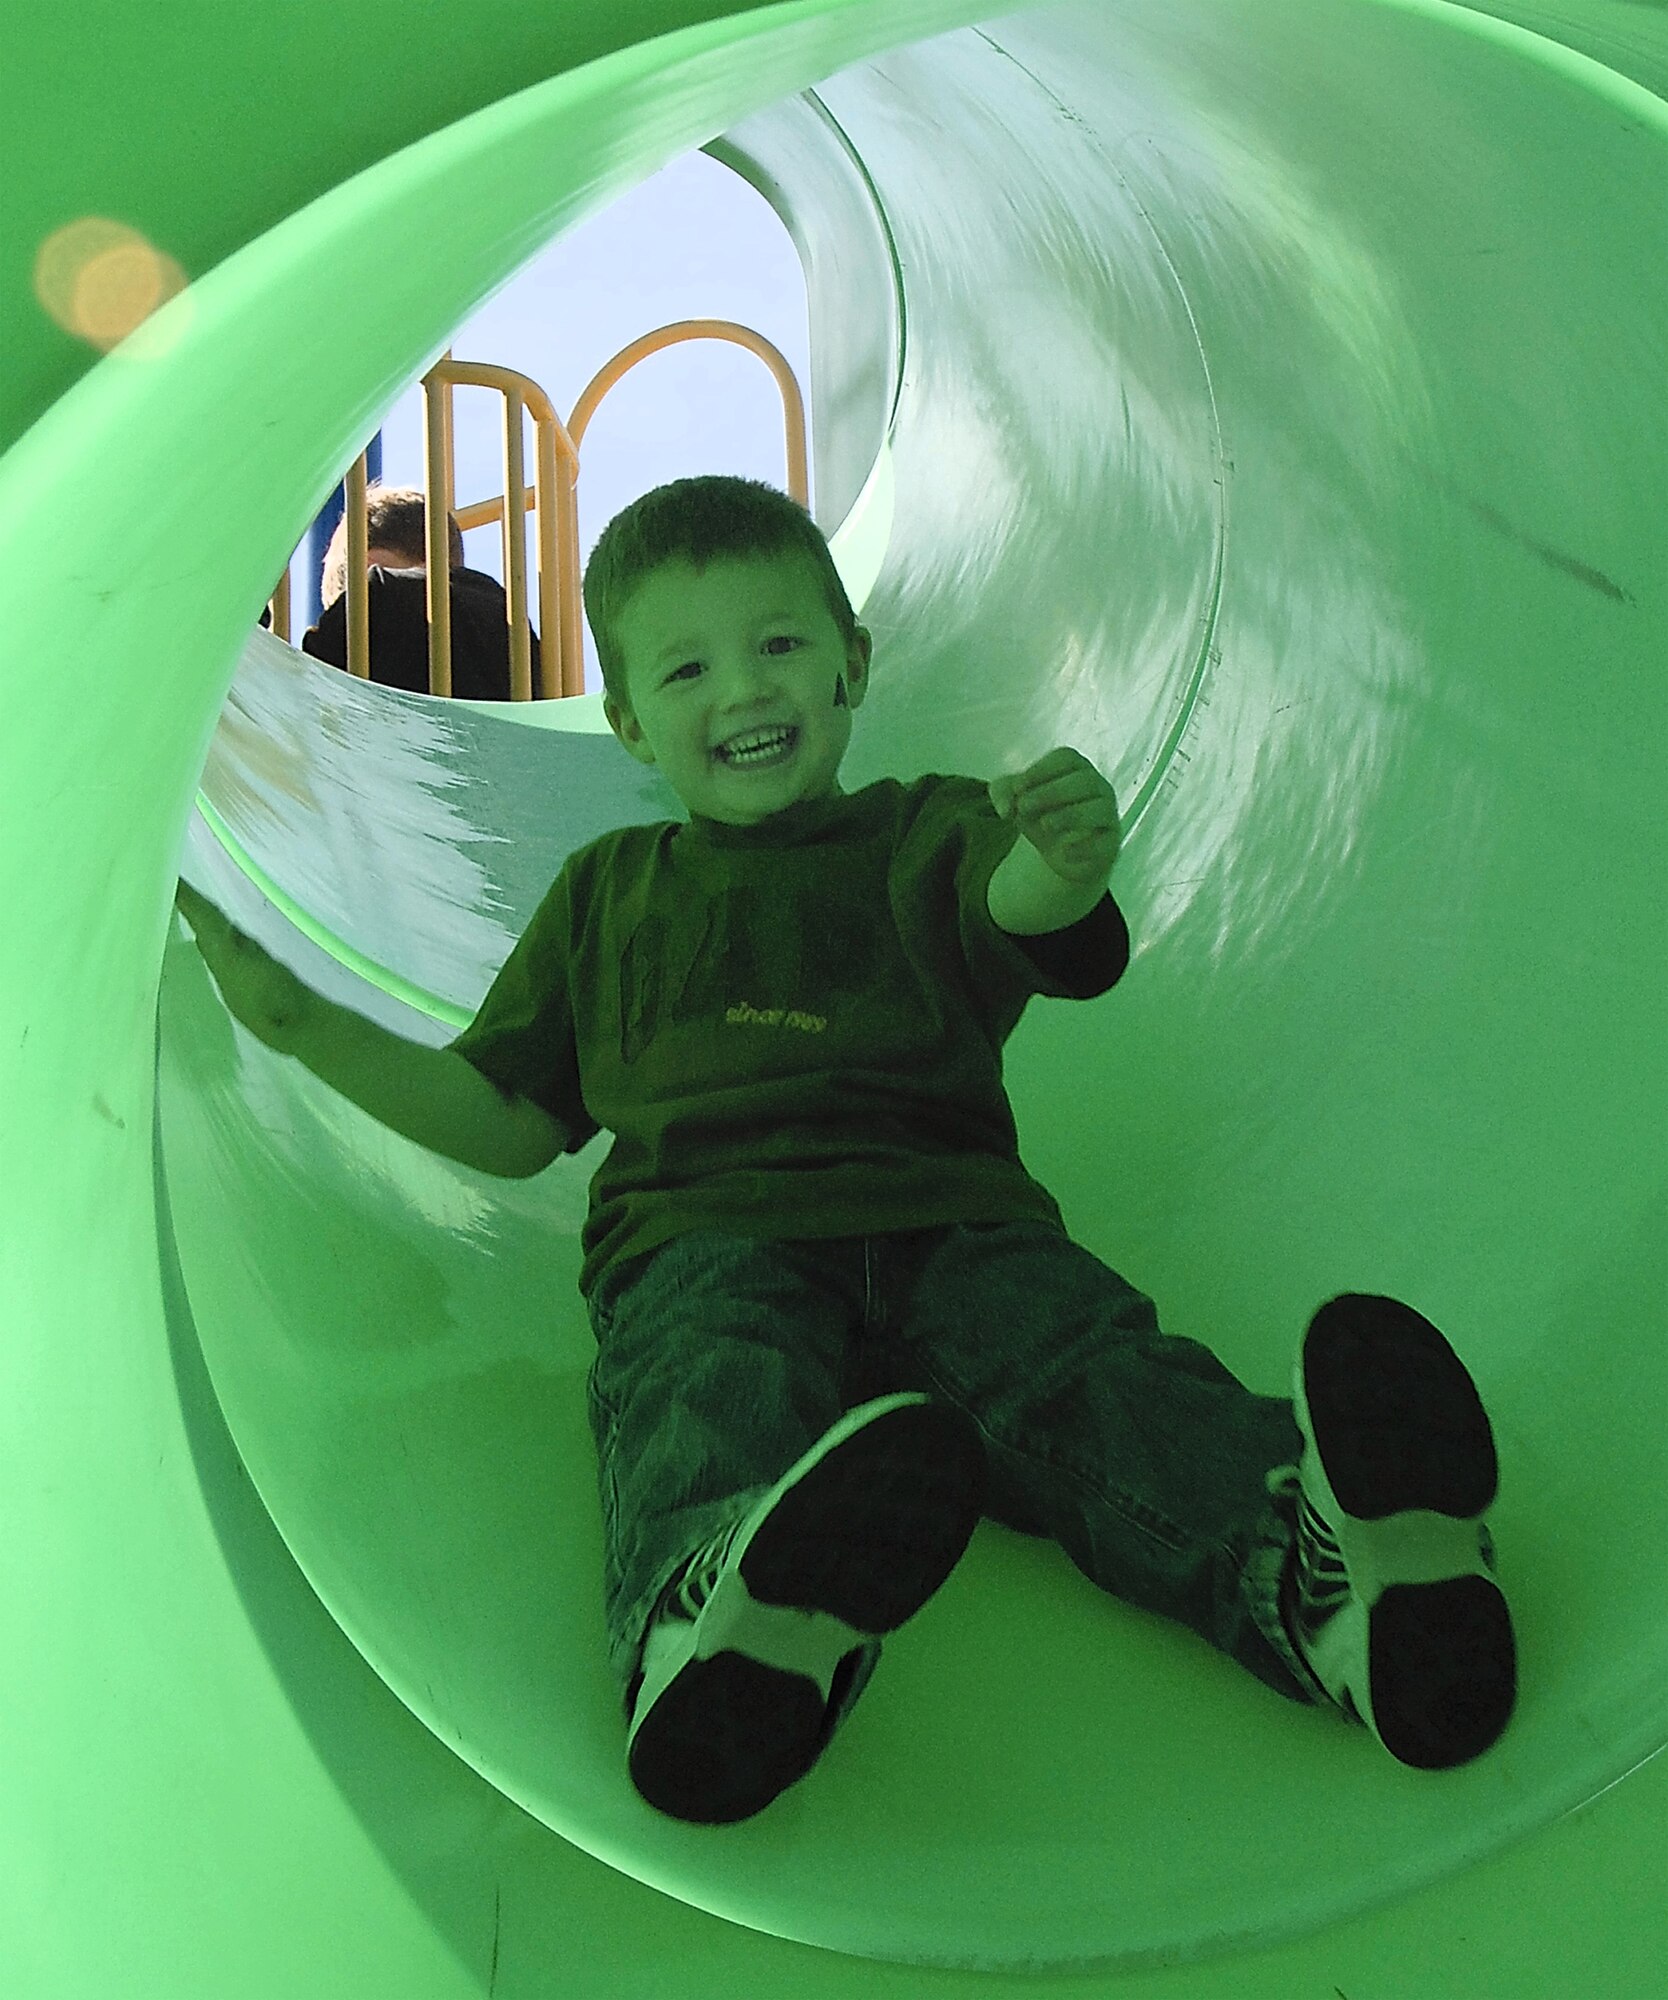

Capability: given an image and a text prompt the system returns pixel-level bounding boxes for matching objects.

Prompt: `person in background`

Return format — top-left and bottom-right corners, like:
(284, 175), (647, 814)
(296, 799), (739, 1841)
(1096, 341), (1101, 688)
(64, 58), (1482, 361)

(300, 483), (542, 701)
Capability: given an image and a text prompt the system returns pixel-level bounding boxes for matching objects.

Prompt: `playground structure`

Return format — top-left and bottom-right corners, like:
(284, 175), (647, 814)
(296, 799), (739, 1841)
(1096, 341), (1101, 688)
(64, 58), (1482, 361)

(3, 1), (1666, 1995)
(271, 320), (807, 699)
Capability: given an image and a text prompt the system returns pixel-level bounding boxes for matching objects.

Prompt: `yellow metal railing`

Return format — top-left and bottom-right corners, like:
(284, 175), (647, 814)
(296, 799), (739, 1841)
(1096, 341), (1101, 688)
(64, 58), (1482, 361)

(420, 353), (574, 698)
(267, 566), (291, 642)
(266, 319), (808, 702)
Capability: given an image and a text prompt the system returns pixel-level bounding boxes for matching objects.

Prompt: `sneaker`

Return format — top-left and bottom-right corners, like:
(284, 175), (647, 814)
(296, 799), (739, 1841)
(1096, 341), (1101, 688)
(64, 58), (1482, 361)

(626, 1391), (985, 1824)
(1275, 1294), (1517, 1769)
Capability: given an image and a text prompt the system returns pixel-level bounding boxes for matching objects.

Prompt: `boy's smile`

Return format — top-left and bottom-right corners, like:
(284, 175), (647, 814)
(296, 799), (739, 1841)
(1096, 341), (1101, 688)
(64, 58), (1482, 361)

(603, 552), (871, 826)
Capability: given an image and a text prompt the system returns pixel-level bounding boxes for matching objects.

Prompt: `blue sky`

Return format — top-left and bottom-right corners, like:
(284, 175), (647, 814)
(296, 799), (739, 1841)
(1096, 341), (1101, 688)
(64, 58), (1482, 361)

(288, 147), (809, 697)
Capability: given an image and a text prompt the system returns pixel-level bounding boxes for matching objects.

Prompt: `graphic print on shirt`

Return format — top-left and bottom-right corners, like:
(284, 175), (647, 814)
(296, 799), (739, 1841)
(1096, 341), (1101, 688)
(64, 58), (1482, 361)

(618, 906), (709, 1066)
(615, 877), (937, 1079)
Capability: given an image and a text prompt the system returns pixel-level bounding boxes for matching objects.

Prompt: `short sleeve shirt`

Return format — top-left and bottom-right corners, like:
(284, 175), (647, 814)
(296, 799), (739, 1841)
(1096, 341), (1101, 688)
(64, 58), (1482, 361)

(447, 773), (1130, 1302)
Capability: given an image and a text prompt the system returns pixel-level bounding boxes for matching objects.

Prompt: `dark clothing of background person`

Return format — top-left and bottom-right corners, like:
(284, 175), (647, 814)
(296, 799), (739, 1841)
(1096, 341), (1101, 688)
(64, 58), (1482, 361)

(301, 565), (543, 701)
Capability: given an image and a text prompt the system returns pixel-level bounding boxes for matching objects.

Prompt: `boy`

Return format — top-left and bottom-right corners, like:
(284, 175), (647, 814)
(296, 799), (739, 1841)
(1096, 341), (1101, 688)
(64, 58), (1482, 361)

(176, 475), (1516, 1828)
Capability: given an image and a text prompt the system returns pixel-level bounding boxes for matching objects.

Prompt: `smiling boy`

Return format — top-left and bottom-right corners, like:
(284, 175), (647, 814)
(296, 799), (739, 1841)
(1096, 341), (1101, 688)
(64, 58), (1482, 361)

(177, 474), (1515, 1828)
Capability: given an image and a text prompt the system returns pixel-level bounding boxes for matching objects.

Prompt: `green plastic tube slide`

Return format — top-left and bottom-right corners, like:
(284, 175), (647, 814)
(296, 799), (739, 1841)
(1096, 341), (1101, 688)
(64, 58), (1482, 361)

(3, 0), (1665, 1993)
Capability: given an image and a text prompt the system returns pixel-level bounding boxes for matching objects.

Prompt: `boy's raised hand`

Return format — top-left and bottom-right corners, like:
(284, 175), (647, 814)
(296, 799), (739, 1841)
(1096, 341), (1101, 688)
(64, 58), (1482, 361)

(173, 878), (317, 1056)
(988, 747), (1123, 886)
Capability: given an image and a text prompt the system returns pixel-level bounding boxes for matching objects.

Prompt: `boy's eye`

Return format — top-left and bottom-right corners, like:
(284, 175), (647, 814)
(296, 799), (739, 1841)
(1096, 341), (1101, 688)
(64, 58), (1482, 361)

(665, 637), (800, 682)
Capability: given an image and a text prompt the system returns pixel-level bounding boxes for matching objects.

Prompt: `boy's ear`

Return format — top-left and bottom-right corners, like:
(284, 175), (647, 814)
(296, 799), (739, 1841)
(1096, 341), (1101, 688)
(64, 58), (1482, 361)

(843, 626), (874, 708)
(604, 694), (653, 763)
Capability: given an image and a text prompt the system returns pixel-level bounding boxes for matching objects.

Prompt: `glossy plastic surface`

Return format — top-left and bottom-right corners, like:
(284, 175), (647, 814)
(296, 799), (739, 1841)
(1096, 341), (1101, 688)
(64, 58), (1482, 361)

(2, 0), (1665, 1992)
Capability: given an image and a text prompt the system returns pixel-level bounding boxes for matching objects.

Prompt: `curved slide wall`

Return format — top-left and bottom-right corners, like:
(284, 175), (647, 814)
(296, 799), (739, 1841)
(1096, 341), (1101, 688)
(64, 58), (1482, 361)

(4, 1), (1667, 1993)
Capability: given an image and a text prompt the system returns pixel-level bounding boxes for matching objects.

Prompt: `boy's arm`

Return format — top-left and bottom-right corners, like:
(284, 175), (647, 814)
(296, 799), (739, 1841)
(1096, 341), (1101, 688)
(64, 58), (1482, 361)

(985, 747), (1121, 934)
(174, 879), (567, 1178)
(986, 835), (1110, 935)
(290, 993), (569, 1178)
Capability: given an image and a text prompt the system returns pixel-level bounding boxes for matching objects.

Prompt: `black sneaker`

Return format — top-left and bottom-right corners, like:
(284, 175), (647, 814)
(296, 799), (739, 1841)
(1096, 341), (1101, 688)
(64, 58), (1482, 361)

(1272, 1294), (1518, 1769)
(626, 1391), (984, 1823)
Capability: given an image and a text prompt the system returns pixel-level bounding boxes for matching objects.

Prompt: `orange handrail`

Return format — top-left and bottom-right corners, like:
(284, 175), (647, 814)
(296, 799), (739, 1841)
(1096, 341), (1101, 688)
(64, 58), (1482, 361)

(267, 318), (807, 704)
(568, 318), (808, 487)
(266, 566), (291, 643)
(344, 450), (370, 686)
(421, 356), (578, 697)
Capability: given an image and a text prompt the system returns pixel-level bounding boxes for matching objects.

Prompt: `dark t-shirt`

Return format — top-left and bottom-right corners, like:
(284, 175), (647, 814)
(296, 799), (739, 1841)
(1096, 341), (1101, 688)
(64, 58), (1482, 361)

(448, 772), (1131, 1303)
(302, 565), (542, 701)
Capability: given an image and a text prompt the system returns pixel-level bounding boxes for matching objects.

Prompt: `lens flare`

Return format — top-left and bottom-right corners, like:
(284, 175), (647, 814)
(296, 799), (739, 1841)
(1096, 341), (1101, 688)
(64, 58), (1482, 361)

(33, 216), (188, 352)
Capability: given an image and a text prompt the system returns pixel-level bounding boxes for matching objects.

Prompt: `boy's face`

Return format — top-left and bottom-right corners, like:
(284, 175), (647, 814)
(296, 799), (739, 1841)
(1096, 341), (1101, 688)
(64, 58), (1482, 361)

(603, 551), (871, 826)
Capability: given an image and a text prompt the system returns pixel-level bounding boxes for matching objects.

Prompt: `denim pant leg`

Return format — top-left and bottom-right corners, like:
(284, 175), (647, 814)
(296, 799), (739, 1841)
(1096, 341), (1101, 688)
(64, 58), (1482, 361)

(887, 1218), (1327, 1705)
(585, 1229), (884, 1719)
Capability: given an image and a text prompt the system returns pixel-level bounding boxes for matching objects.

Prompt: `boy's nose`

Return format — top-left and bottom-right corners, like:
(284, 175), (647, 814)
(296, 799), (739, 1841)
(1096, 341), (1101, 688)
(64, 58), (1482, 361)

(714, 663), (782, 705)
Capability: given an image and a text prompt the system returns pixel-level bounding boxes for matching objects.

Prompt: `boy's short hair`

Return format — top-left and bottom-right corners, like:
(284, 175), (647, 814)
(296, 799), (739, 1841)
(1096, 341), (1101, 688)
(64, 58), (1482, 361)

(319, 484), (465, 607)
(583, 474), (858, 714)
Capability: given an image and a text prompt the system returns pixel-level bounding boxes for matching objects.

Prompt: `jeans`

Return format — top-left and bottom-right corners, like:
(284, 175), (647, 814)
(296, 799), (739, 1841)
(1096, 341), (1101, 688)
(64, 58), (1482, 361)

(584, 1218), (1330, 1724)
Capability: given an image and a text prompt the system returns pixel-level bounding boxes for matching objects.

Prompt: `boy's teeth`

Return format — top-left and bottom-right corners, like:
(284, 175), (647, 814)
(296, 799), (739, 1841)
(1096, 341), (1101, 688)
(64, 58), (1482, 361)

(721, 728), (793, 762)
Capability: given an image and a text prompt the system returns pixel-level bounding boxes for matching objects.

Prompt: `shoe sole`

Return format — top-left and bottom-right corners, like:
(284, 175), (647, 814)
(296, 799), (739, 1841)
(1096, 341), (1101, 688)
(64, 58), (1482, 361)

(1302, 1296), (1517, 1769)
(629, 1394), (985, 1823)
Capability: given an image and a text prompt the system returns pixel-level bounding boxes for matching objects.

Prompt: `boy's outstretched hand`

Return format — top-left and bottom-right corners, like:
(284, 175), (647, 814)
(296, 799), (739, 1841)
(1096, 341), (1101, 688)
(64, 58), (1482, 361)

(173, 878), (318, 1056)
(988, 748), (1122, 886)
